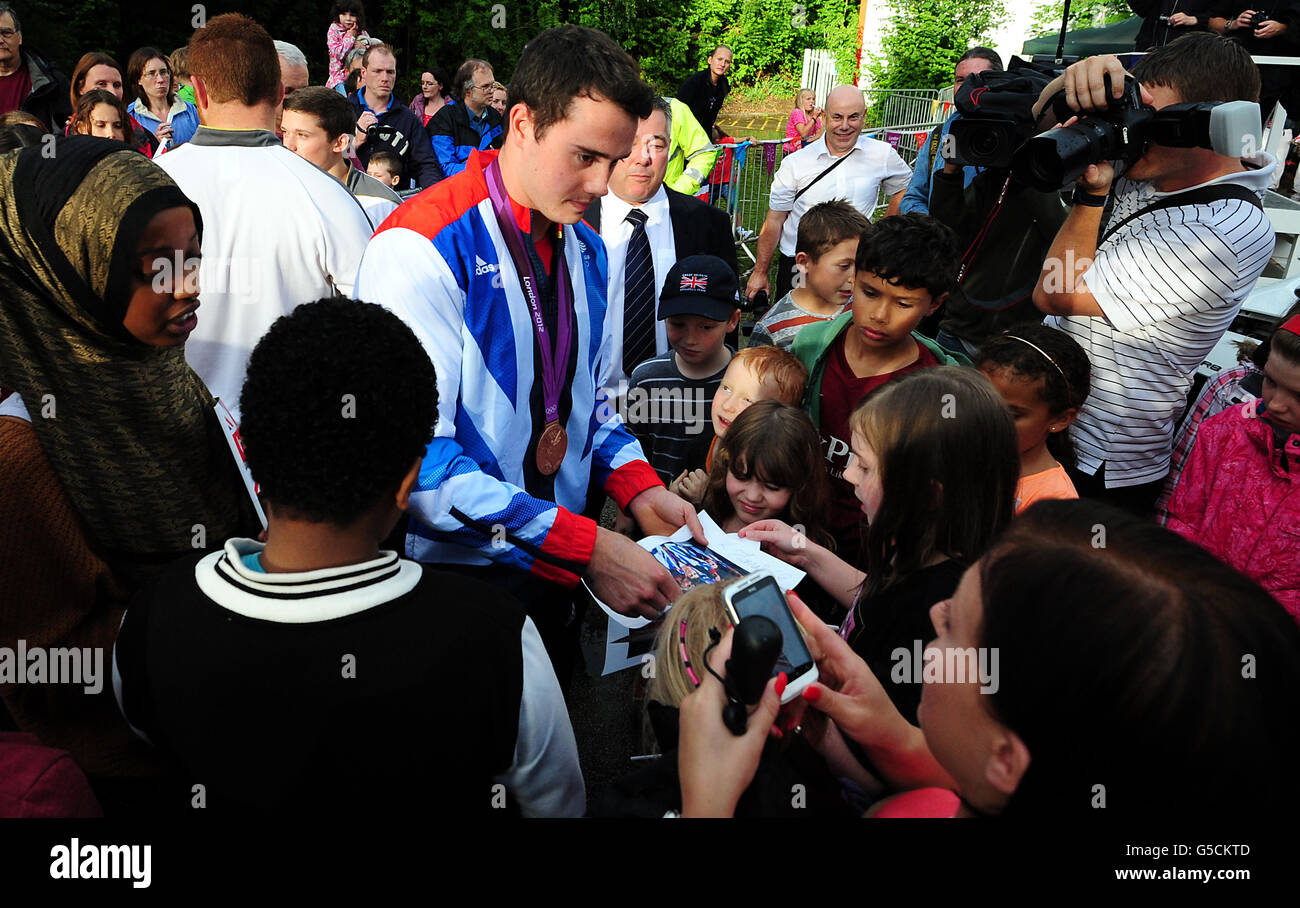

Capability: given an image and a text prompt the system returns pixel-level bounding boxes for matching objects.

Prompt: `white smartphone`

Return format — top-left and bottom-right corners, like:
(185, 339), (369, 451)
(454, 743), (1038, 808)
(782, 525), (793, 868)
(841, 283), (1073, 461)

(722, 571), (818, 704)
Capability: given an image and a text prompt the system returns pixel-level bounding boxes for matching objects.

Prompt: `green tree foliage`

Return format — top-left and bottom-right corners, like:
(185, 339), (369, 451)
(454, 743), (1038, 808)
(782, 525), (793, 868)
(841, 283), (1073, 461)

(867, 0), (1006, 92)
(22, 0), (862, 106)
(1029, 0), (1133, 39)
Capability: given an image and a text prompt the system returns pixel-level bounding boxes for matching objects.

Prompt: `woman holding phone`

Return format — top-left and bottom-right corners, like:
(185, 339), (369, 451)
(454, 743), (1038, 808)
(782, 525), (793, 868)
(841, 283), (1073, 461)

(126, 47), (199, 150)
(677, 500), (1300, 817)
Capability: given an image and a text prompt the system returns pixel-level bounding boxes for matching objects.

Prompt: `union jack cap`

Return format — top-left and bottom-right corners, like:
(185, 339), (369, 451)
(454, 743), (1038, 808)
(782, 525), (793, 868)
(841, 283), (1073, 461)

(658, 254), (740, 322)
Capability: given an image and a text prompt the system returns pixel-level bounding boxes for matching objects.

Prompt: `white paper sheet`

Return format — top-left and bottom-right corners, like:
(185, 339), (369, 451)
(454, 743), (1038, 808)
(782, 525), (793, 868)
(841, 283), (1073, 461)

(592, 513), (807, 674)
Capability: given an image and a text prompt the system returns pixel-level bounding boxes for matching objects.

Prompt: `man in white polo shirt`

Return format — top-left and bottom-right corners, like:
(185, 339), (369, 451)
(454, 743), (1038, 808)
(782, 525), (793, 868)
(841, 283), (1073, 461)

(1031, 33), (1275, 514)
(745, 84), (911, 303)
(155, 13), (373, 422)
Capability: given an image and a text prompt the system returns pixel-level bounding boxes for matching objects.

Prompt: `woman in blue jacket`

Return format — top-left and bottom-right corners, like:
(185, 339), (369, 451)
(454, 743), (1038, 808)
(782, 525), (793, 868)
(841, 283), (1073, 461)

(126, 47), (199, 150)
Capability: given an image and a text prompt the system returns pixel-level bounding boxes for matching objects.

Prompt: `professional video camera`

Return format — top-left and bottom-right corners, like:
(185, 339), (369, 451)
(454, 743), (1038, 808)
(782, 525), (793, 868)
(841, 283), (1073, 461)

(1011, 74), (1262, 191)
(947, 59), (1065, 170)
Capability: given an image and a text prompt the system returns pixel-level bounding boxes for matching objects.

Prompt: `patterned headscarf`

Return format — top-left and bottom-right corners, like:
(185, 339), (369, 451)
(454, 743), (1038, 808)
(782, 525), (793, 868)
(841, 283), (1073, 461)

(0, 137), (257, 571)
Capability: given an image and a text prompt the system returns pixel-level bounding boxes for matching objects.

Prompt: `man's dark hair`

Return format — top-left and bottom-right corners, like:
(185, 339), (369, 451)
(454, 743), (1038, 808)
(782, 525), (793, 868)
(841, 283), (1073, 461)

(958, 46), (1003, 72)
(454, 58), (491, 100)
(239, 297), (438, 525)
(1132, 32), (1260, 104)
(283, 85), (354, 140)
(189, 13), (281, 107)
(507, 25), (655, 139)
(855, 213), (959, 299)
(795, 199), (871, 259)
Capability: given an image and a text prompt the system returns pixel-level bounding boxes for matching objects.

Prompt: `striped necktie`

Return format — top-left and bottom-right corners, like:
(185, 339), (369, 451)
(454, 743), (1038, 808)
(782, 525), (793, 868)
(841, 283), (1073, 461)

(622, 207), (657, 375)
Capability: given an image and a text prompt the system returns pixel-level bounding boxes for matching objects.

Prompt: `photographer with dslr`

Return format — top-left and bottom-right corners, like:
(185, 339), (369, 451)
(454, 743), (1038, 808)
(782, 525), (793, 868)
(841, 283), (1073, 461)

(1211, 4), (1300, 118)
(349, 43), (441, 189)
(1030, 33), (1276, 514)
(1129, 2), (1214, 51)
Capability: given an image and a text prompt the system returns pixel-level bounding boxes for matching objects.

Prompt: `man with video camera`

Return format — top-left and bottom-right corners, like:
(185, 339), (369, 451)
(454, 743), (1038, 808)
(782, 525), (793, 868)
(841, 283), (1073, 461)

(926, 61), (1070, 355)
(1030, 33), (1276, 515)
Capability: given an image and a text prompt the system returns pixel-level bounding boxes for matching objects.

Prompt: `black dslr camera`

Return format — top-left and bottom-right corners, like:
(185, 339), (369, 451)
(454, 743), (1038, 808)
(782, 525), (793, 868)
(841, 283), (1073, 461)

(1011, 74), (1150, 189)
(1011, 74), (1262, 190)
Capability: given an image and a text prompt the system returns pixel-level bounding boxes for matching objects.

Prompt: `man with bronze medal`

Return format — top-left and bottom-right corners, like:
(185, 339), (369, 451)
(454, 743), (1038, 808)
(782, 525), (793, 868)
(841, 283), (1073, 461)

(356, 26), (705, 687)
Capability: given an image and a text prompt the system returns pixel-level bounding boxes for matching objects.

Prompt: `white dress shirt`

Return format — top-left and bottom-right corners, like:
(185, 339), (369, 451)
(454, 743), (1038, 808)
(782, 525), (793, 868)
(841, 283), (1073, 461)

(768, 133), (912, 256)
(597, 184), (677, 388)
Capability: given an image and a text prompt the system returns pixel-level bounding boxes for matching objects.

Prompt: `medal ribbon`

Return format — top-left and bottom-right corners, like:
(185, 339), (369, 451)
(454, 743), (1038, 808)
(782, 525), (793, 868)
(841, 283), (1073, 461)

(483, 158), (574, 426)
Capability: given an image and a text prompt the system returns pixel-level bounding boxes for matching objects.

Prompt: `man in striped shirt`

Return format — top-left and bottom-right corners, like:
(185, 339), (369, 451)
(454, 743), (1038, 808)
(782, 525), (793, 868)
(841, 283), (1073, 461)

(1031, 35), (1276, 514)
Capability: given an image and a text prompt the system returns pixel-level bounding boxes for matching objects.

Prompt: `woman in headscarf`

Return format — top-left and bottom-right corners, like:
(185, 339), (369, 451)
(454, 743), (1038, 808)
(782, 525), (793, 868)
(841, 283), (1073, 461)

(0, 137), (259, 811)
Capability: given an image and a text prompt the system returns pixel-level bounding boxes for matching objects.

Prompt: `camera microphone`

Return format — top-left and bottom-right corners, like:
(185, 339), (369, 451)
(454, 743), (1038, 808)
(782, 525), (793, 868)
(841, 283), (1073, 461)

(721, 615), (782, 736)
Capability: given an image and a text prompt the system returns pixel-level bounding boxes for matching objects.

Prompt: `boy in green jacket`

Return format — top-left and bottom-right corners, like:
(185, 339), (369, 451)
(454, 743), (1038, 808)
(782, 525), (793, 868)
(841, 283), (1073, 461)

(792, 214), (968, 564)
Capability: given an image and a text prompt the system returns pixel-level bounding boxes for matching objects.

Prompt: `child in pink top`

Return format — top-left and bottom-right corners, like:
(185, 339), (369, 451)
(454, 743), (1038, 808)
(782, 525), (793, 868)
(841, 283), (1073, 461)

(974, 326), (1092, 514)
(784, 88), (823, 153)
(1167, 314), (1300, 621)
(326, 2), (369, 89)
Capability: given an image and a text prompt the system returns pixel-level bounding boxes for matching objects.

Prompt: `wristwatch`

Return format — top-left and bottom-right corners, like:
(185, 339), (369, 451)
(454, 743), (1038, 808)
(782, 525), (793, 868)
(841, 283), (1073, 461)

(1072, 187), (1108, 208)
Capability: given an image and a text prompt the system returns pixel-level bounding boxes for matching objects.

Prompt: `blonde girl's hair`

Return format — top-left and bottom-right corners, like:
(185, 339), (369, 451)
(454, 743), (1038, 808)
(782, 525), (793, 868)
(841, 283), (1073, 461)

(703, 400), (833, 549)
(643, 581), (737, 751)
(850, 366), (1018, 596)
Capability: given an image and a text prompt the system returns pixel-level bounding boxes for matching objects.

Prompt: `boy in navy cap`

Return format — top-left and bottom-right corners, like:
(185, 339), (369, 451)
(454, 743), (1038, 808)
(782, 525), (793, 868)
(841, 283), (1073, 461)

(626, 254), (740, 487)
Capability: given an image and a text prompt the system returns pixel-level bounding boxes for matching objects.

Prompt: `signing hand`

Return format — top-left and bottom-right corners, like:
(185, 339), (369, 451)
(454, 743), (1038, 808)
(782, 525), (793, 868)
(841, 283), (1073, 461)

(678, 626), (783, 817)
(585, 526), (681, 620)
(157, 122), (175, 145)
(626, 484), (706, 543)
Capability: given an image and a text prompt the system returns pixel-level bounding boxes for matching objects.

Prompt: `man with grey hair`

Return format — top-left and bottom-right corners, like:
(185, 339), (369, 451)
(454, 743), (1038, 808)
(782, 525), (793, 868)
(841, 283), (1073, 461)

(426, 57), (502, 178)
(274, 39), (309, 137)
(0, 2), (70, 129)
(583, 96), (738, 385)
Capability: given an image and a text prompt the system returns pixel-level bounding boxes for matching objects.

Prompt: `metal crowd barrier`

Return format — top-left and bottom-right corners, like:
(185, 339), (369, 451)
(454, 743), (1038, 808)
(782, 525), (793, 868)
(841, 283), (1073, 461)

(685, 115), (949, 271)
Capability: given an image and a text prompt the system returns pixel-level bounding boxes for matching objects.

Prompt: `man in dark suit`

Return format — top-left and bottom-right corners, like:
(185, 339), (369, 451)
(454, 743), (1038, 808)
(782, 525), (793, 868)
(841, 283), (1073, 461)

(584, 97), (739, 388)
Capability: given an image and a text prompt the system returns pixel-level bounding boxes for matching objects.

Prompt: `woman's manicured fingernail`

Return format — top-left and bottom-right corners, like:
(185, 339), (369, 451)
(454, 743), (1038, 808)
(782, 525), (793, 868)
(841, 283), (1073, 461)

(802, 685), (821, 702)
(774, 672), (788, 697)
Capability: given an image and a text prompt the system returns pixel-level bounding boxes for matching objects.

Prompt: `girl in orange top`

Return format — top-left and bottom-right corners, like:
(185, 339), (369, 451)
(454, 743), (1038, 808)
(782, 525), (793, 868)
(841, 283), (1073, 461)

(975, 325), (1091, 514)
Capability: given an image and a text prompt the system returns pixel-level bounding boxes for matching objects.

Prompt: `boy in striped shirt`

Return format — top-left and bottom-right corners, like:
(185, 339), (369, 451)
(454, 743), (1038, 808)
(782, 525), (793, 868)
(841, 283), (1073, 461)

(751, 200), (870, 351)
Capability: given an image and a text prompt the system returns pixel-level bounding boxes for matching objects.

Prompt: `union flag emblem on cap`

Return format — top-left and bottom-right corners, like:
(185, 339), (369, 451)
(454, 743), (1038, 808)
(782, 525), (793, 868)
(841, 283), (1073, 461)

(680, 274), (708, 291)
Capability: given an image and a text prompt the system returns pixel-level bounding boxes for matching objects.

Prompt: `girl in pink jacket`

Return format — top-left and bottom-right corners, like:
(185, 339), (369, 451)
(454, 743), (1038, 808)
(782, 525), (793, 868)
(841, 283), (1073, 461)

(1167, 312), (1300, 621)
(326, 1), (369, 90)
